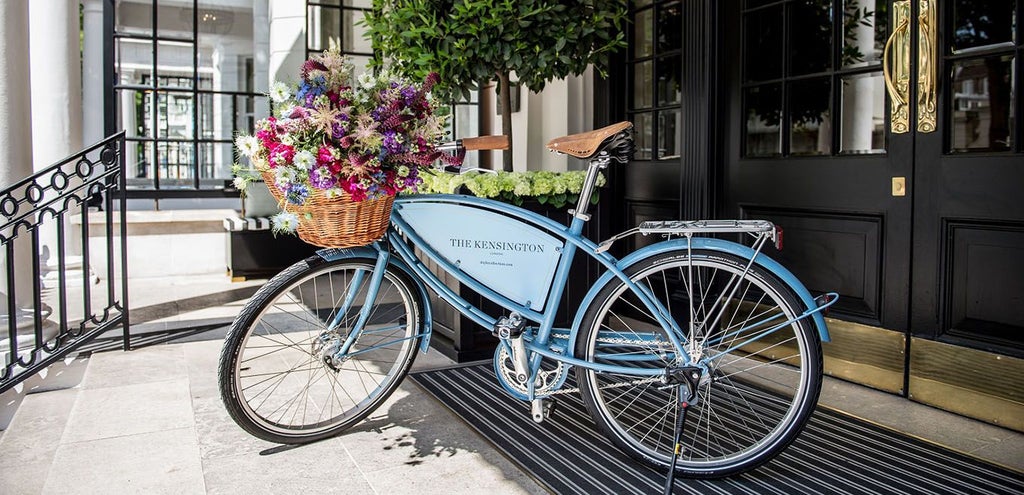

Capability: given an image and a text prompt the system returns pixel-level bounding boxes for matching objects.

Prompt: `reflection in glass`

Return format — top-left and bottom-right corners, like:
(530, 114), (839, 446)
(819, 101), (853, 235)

(125, 141), (153, 184)
(634, 112), (654, 160)
(635, 8), (654, 58)
(951, 56), (1015, 152)
(634, 61), (653, 109)
(789, 0), (832, 75)
(790, 79), (831, 155)
(953, 0), (1015, 52)
(309, 6), (341, 52)
(842, 0), (887, 68)
(744, 84), (782, 156)
(658, 3), (682, 53)
(840, 72), (886, 154)
(157, 141), (195, 184)
(744, 5), (783, 81)
(658, 110), (682, 160)
(657, 55), (681, 106)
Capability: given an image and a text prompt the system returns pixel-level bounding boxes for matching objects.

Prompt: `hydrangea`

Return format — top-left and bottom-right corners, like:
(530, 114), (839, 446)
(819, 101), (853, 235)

(416, 170), (604, 209)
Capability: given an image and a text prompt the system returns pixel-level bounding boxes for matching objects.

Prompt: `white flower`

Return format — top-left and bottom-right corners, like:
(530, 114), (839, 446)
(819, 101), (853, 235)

(269, 81), (291, 103)
(234, 135), (260, 157)
(358, 72), (374, 89)
(232, 176), (248, 191)
(293, 150), (315, 170)
(275, 167), (296, 184)
(278, 105), (296, 118)
(270, 211), (300, 234)
(324, 188), (345, 199)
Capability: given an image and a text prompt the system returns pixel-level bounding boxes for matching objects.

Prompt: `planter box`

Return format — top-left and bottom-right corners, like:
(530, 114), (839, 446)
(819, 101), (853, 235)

(224, 217), (319, 280)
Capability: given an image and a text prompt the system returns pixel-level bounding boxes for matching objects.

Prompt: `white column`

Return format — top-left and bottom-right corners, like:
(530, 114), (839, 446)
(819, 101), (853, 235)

(268, 0), (306, 86)
(30, 0), (85, 270)
(0, 1), (36, 307)
(82, 0), (106, 147)
(253, 0), (271, 119)
(213, 45), (238, 177)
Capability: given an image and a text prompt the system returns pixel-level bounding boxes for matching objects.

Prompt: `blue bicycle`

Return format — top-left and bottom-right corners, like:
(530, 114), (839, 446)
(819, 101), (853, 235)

(219, 122), (837, 480)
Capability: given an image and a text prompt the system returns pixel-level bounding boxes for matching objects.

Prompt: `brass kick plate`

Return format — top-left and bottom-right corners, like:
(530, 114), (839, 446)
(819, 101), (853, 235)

(892, 177), (906, 196)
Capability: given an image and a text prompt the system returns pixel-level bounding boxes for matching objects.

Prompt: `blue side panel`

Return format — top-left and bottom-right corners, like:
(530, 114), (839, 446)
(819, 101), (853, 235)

(570, 237), (831, 343)
(316, 246), (434, 353)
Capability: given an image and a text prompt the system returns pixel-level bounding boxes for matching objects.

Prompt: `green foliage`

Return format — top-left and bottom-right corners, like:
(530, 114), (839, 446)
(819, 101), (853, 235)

(363, 0), (628, 104)
(416, 169), (605, 209)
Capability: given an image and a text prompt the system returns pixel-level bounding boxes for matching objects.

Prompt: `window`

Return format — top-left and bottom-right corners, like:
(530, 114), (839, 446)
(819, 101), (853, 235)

(628, 1), (683, 161)
(114, 0), (269, 194)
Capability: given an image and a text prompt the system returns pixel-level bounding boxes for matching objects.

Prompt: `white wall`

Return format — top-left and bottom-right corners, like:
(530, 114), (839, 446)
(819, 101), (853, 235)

(482, 70), (594, 172)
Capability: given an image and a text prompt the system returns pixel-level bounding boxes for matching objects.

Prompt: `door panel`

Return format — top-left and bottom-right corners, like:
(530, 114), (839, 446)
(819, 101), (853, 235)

(723, 0), (911, 332)
(911, 0), (1024, 354)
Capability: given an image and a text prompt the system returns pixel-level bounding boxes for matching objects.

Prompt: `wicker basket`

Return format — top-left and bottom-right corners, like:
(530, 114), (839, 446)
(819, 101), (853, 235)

(260, 170), (394, 248)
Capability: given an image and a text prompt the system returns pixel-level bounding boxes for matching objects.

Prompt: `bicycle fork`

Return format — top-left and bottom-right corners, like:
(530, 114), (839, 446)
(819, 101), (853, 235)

(318, 248), (390, 370)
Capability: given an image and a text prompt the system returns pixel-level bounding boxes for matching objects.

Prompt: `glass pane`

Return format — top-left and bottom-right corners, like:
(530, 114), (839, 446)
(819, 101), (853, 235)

(657, 3), (682, 53)
(951, 56), (1015, 152)
(116, 38), (153, 86)
(200, 142), (234, 182)
(744, 5), (783, 81)
(199, 94), (246, 140)
(118, 89), (151, 138)
(658, 110), (682, 160)
(125, 141), (153, 184)
(790, 0), (833, 75)
(155, 40), (196, 88)
(952, 0), (1015, 52)
(634, 8), (654, 58)
(842, 0), (887, 68)
(840, 72), (886, 154)
(633, 112), (654, 160)
(197, 1), (260, 93)
(744, 84), (782, 156)
(309, 6), (340, 52)
(634, 61), (653, 109)
(790, 78), (832, 155)
(116, 0), (152, 36)
(157, 92), (194, 140)
(344, 9), (372, 54)
(635, 0), (653, 7)
(349, 55), (373, 80)
(657, 55), (682, 106)
(158, 141), (195, 184)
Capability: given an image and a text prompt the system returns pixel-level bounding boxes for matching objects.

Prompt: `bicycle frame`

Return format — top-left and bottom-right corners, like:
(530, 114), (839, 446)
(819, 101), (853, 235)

(318, 191), (836, 390)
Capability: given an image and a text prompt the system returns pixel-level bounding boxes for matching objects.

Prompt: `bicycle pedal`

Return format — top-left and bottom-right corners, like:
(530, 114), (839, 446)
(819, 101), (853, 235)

(530, 398), (556, 423)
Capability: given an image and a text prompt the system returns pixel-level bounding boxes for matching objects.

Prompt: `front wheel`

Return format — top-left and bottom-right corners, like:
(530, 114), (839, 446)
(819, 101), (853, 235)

(575, 249), (822, 478)
(218, 255), (423, 444)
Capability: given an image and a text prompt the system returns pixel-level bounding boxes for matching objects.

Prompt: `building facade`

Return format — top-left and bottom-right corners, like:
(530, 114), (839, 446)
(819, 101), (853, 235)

(2, 0), (1021, 430)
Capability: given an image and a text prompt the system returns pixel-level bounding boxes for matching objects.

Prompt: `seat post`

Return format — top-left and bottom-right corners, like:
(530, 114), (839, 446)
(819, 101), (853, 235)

(570, 153), (610, 222)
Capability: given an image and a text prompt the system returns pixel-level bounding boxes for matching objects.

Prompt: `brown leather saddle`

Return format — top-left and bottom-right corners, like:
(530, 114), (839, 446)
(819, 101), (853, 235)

(545, 121), (633, 159)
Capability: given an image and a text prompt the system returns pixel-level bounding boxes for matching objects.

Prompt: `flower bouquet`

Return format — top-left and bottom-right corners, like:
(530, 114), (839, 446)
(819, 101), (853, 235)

(234, 49), (456, 247)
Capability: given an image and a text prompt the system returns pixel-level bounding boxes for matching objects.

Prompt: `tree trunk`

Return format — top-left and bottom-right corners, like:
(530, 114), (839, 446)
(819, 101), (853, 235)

(497, 71), (513, 171)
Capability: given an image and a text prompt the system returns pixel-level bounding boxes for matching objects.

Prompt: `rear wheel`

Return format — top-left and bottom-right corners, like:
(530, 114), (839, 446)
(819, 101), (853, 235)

(218, 255), (423, 444)
(575, 249), (822, 478)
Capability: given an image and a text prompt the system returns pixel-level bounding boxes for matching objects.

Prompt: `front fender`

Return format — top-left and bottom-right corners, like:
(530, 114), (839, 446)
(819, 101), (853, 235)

(316, 246), (434, 353)
(570, 238), (831, 349)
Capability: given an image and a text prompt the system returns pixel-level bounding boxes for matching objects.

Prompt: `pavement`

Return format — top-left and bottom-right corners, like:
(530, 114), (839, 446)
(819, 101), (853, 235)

(0, 273), (1021, 494)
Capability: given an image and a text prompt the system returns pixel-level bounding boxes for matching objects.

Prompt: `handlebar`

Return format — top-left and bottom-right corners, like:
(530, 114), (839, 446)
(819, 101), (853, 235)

(436, 135), (510, 154)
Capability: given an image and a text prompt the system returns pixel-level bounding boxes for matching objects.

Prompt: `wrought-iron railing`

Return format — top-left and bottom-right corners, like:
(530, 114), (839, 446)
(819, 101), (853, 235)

(0, 132), (129, 393)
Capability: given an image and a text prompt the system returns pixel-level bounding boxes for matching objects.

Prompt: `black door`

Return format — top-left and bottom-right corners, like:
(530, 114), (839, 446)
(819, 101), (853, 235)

(911, 0), (1024, 355)
(722, 0), (911, 332)
(721, 0), (1024, 359)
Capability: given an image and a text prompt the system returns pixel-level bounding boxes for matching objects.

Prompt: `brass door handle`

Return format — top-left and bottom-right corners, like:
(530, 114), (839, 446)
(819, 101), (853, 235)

(883, 0), (912, 134)
(917, 0), (937, 133)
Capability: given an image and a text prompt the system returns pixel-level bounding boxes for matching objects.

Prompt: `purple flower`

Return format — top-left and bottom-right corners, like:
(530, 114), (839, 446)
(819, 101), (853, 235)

(382, 130), (403, 154)
(309, 167), (337, 189)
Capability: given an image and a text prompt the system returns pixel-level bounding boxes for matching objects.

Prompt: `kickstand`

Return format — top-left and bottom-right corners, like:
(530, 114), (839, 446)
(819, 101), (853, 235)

(662, 392), (690, 495)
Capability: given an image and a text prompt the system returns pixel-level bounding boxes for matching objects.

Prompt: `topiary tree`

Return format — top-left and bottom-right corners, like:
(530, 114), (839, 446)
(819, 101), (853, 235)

(363, 0), (628, 171)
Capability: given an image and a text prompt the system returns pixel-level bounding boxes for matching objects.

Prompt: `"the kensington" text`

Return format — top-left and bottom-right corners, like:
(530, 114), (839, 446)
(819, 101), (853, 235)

(450, 238), (546, 253)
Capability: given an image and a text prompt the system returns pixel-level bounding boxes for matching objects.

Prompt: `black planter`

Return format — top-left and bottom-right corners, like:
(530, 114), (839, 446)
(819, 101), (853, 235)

(425, 197), (610, 362)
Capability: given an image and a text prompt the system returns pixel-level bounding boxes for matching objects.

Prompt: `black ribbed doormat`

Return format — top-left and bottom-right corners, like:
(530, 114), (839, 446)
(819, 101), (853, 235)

(409, 363), (1023, 495)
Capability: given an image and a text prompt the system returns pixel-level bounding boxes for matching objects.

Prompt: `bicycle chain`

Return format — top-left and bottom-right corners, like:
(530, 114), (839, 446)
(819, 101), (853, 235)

(536, 333), (671, 396)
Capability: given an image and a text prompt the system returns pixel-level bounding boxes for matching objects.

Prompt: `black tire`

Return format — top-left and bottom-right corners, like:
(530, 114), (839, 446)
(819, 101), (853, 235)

(574, 249), (822, 478)
(218, 255), (423, 444)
